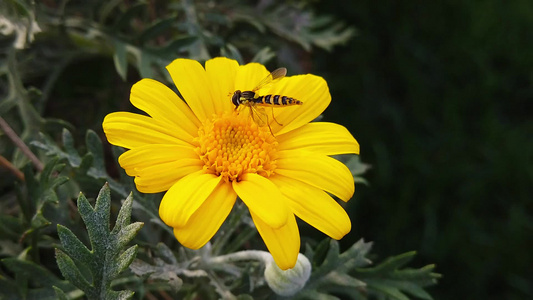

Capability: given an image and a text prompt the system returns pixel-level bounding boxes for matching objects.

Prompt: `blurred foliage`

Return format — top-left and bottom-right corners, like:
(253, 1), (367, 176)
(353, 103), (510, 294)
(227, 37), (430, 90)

(313, 1), (533, 299)
(0, 0), (442, 299)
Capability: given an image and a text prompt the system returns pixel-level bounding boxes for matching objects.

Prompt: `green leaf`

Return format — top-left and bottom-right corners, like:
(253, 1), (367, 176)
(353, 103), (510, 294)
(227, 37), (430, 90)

(113, 197), (133, 233)
(130, 258), (184, 294)
(98, 0), (125, 25)
(324, 238), (341, 264)
(0, 215), (23, 240)
(363, 251), (417, 273)
(114, 245), (138, 276)
(33, 128), (130, 198)
(365, 280), (410, 300)
(251, 47), (276, 65)
(1, 257), (76, 299)
(39, 157), (67, 193)
(85, 129), (107, 179)
(128, 242), (212, 294)
(155, 242), (177, 265)
(113, 40), (128, 81)
(305, 239), (372, 288)
(61, 128), (82, 167)
(109, 290), (135, 300)
(55, 183), (143, 299)
(137, 51), (155, 79)
(309, 23), (356, 52)
(322, 271), (365, 289)
(231, 11), (266, 33)
(293, 239), (438, 299)
(114, 223), (144, 252)
(112, 2), (147, 32)
(354, 252), (441, 300)
(32, 133), (70, 161)
(57, 224), (92, 263)
(221, 43), (244, 65)
(53, 286), (69, 300)
(138, 16), (178, 44)
(16, 159), (69, 253)
(55, 249), (93, 292)
(30, 210), (51, 229)
(343, 155), (371, 185)
(149, 36), (199, 58)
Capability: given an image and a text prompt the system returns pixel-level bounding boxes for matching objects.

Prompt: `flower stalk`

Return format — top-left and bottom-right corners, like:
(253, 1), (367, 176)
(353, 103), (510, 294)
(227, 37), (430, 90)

(208, 250), (273, 265)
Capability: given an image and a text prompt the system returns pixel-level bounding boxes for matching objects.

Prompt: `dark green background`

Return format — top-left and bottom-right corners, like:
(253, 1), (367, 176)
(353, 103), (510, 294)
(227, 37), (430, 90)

(314, 1), (532, 299)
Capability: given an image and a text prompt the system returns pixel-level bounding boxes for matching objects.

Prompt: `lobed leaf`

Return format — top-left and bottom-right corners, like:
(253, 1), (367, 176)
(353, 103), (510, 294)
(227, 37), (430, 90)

(294, 239), (438, 299)
(353, 252), (440, 300)
(111, 194), (134, 234)
(360, 251), (417, 273)
(61, 128), (82, 167)
(55, 249), (93, 292)
(114, 223), (144, 253)
(113, 245), (139, 277)
(85, 129), (107, 179)
(57, 224), (92, 263)
(55, 183), (143, 299)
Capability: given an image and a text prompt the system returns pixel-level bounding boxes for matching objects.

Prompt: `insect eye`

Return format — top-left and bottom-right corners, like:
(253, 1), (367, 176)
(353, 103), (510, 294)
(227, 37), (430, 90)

(231, 91), (241, 107)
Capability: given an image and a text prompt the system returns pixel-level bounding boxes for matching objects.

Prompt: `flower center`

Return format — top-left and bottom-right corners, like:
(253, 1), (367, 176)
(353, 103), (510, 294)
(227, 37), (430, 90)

(196, 112), (278, 182)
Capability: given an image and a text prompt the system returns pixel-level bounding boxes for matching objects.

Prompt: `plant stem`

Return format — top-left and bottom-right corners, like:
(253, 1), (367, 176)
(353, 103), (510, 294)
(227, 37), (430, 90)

(209, 250), (272, 265)
(0, 154), (25, 180)
(0, 116), (44, 172)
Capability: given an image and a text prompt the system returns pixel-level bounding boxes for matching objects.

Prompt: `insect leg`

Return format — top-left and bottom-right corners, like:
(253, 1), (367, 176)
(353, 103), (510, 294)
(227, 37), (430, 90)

(270, 107), (283, 126)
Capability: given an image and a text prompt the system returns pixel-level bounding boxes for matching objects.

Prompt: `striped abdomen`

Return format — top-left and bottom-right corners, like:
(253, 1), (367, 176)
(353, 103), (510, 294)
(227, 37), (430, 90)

(254, 94), (302, 107)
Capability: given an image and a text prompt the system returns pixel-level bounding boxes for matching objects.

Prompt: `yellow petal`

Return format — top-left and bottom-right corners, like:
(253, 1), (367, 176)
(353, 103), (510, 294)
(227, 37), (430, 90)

(276, 150), (355, 202)
(130, 78), (201, 136)
(173, 182), (237, 249)
(103, 112), (192, 149)
(251, 211), (300, 270)
(159, 171), (222, 228)
(270, 174), (351, 240)
(264, 74), (331, 135)
(234, 62), (270, 92)
(232, 173), (289, 229)
(134, 159), (204, 193)
(205, 57), (239, 115)
(166, 59), (216, 121)
(118, 144), (198, 176)
(277, 122), (359, 155)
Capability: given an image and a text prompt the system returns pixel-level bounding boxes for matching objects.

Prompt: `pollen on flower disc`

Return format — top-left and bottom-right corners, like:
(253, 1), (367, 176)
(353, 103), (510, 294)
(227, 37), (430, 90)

(196, 112), (278, 182)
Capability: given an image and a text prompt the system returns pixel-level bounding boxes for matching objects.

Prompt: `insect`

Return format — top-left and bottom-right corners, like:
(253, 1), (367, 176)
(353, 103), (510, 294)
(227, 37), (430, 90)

(231, 67), (302, 134)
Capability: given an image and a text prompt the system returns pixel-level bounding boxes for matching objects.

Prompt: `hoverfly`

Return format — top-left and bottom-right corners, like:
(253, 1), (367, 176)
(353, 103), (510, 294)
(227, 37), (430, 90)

(231, 67), (302, 134)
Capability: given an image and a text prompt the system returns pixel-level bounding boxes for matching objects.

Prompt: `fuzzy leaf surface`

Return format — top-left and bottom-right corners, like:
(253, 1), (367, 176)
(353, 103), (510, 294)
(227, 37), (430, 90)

(55, 183), (143, 300)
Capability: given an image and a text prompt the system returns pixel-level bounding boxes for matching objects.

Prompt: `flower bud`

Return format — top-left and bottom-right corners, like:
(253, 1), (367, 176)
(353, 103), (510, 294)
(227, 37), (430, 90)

(265, 253), (312, 296)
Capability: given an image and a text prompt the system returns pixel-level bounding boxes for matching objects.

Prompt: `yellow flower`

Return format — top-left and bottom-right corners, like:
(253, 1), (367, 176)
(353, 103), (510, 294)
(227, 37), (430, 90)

(102, 57), (359, 270)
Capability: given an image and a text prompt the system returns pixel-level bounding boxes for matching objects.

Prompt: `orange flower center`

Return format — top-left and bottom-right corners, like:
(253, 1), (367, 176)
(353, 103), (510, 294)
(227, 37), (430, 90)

(196, 112), (278, 182)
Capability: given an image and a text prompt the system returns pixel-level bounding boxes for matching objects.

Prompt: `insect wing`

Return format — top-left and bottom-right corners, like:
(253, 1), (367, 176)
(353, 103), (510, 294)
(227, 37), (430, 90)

(249, 105), (268, 127)
(269, 67), (288, 81)
(252, 67), (287, 92)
